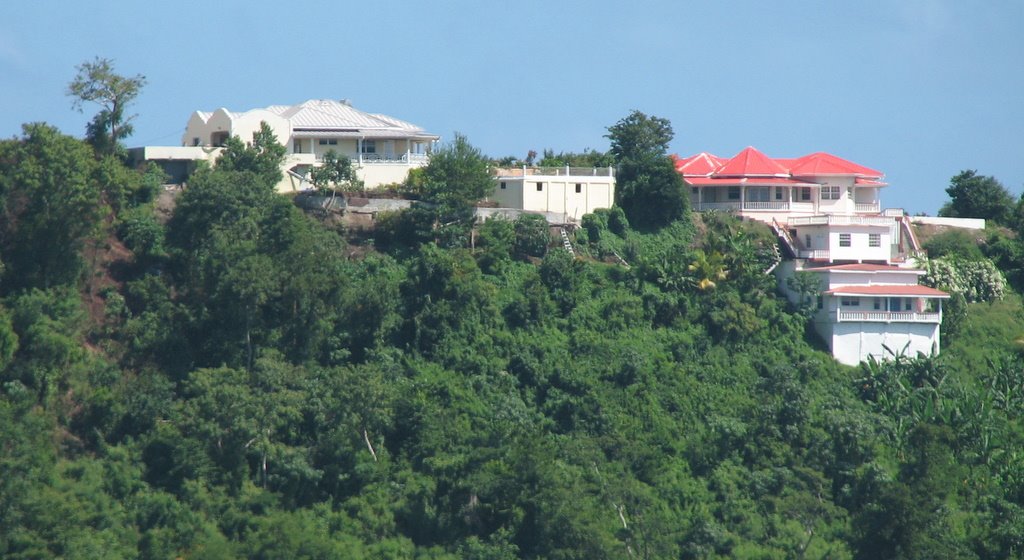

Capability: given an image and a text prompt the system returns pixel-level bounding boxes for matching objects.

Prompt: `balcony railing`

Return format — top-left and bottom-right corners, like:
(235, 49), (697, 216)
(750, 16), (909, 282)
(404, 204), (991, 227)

(788, 215), (896, 227)
(798, 249), (831, 260)
(855, 202), (881, 213)
(693, 201), (742, 211)
(837, 310), (941, 323)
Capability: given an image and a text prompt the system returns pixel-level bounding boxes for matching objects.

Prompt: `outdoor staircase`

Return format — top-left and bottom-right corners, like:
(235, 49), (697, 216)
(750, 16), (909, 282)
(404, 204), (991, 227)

(560, 227), (576, 257)
(770, 218), (799, 259)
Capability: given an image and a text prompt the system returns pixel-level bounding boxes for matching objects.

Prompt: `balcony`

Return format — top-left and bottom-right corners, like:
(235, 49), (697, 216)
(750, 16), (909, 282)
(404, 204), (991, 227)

(693, 201), (817, 212)
(837, 310), (941, 323)
(855, 202), (881, 213)
(788, 215), (896, 227)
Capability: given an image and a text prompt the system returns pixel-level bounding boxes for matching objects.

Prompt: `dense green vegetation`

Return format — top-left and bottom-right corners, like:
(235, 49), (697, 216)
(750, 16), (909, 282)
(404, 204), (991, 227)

(2, 67), (1024, 558)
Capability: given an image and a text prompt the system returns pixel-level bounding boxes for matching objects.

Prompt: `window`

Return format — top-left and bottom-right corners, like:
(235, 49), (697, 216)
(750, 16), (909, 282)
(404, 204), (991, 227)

(691, 187), (699, 194)
(192, 137), (200, 146)
(821, 186), (841, 200)
(728, 186), (741, 200)
(360, 140), (376, 154)
(841, 297), (860, 307)
(293, 140), (302, 153)
(816, 295), (823, 310)
(749, 187), (769, 202)
(536, 182), (543, 192)
(905, 299), (913, 311)
(839, 233), (851, 247)
(805, 235), (812, 249)
(575, 183), (582, 194)
(800, 187), (811, 201)
(873, 297), (882, 310)
(318, 139), (338, 145)
(775, 188), (784, 200)
(500, 182), (506, 190)
(847, 186), (855, 199)
(869, 233), (881, 247)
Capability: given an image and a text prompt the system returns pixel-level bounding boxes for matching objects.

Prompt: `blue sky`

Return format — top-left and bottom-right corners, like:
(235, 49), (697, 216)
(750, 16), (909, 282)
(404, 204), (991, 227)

(1, 1), (1021, 214)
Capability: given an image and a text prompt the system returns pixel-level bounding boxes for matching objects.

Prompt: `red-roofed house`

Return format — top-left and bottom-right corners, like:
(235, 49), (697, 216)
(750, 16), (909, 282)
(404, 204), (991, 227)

(679, 147), (948, 364)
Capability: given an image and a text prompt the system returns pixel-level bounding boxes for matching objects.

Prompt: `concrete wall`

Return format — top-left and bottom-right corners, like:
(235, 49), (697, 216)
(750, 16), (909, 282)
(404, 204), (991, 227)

(829, 321), (940, 366)
(910, 216), (986, 230)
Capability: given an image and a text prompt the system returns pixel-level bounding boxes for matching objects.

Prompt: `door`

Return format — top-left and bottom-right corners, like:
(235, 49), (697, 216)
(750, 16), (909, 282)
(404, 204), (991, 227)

(384, 140), (395, 160)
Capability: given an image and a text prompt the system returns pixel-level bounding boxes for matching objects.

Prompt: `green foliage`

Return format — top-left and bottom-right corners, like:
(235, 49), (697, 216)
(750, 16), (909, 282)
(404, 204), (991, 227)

(918, 254), (1006, 302)
(5, 124), (1024, 558)
(535, 148), (614, 168)
(310, 149), (362, 202)
(215, 121), (287, 185)
(512, 213), (549, 259)
(607, 111), (689, 230)
(0, 123), (104, 291)
(923, 228), (985, 261)
(420, 132), (493, 207)
(67, 57), (146, 156)
(939, 169), (1014, 225)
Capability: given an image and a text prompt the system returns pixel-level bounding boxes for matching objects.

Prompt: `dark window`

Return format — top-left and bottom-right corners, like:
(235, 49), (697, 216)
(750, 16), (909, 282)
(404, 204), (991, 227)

(318, 139), (338, 145)
(575, 183), (582, 193)
(839, 233), (851, 247)
(536, 182), (543, 192)
(500, 182), (506, 190)
(801, 187), (811, 201)
(869, 233), (881, 247)
(816, 295), (823, 309)
(728, 186), (740, 200)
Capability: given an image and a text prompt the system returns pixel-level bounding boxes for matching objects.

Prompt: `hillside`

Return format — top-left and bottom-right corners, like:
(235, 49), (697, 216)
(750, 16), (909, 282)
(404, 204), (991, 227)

(2, 126), (1024, 560)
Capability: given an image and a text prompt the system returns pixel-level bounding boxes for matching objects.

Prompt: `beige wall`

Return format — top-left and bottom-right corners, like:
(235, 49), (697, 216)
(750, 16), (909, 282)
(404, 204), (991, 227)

(493, 174), (615, 219)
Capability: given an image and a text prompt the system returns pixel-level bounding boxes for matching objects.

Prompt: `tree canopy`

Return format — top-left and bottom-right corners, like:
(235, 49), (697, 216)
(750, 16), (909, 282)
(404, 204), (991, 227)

(606, 111), (688, 230)
(939, 169), (1014, 225)
(67, 57), (146, 156)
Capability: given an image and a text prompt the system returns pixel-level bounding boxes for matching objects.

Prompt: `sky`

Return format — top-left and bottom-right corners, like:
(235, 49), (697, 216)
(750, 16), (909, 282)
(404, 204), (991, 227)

(1, 0), (1021, 215)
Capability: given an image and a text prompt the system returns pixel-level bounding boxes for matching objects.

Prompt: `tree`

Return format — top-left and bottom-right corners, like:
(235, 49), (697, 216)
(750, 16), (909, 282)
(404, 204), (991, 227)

(310, 150), (362, 208)
(0, 123), (104, 291)
(605, 111), (687, 230)
(938, 169), (1013, 225)
(420, 133), (493, 207)
(416, 133), (494, 247)
(216, 121), (287, 186)
(67, 57), (146, 156)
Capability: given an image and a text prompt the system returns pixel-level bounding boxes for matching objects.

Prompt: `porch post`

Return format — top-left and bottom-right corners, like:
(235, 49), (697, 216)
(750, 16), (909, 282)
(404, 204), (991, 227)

(358, 138), (363, 165)
(740, 185), (746, 210)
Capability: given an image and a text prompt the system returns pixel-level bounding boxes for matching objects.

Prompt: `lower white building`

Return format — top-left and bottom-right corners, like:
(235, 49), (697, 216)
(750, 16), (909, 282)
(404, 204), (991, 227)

(778, 262), (948, 365)
(489, 166), (615, 222)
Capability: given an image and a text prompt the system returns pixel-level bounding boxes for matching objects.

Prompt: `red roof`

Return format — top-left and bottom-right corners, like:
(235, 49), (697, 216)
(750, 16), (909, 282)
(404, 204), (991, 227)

(826, 284), (949, 298)
(674, 147), (885, 185)
(674, 152), (726, 176)
(716, 146), (790, 177)
(686, 177), (817, 187)
(788, 152), (882, 179)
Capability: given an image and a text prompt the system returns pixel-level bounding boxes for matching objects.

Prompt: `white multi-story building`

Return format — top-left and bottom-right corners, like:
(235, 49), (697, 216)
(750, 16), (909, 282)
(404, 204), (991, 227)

(133, 99), (439, 192)
(676, 147), (948, 366)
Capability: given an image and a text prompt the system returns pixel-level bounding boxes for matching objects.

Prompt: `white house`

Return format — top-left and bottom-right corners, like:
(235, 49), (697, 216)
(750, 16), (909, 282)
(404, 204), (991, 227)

(135, 99), (439, 193)
(489, 166), (615, 223)
(677, 147), (948, 365)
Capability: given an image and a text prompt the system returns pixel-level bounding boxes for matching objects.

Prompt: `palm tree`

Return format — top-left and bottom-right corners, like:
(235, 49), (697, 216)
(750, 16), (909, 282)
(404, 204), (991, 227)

(688, 250), (728, 291)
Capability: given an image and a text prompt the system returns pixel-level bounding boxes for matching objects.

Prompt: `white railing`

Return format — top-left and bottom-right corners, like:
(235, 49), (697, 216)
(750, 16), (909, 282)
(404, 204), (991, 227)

(495, 166), (615, 178)
(798, 249), (830, 260)
(837, 310), (941, 323)
(743, 201), (790, 210)
(855, 202), (881, 213)
(788, 215), (896, 227)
